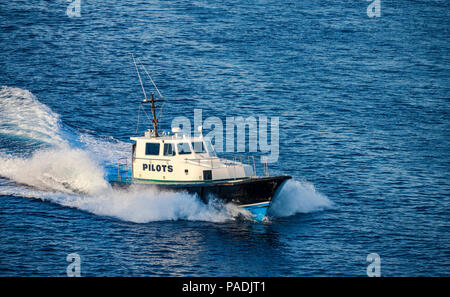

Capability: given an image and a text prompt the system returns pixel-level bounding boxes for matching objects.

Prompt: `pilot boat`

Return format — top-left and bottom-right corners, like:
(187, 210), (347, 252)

(110, 57), (291, 221)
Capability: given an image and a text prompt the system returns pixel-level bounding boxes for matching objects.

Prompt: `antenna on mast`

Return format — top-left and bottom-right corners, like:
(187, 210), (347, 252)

(138, 58), (163, 99)
(131, 54), (147, 100)
(131, 54), (164, 137)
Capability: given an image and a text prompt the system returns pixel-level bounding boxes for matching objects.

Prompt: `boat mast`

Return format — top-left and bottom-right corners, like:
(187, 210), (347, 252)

(144, 92), (162, 137)
(132, 54), (164, 137)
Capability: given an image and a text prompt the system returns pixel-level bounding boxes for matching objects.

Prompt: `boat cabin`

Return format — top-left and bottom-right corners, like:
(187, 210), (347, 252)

(130, 129), (255, 184)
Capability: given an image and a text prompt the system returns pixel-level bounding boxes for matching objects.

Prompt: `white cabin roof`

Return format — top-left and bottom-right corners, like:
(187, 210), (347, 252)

(130, 129), (204, 143)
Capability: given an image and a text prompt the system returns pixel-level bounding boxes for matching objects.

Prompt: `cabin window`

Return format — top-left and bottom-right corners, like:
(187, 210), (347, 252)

(163, 143), (176, 156)
(177, 142), (191, 155)
(192, 142), (205, 154)
(145, 143), (160, 156)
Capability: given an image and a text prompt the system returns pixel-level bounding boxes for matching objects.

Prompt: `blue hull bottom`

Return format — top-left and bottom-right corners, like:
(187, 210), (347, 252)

(240, 201), (271, 222)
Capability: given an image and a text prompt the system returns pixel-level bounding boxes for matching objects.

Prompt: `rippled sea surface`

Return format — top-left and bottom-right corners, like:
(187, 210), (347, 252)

(0, 1), (449, 276)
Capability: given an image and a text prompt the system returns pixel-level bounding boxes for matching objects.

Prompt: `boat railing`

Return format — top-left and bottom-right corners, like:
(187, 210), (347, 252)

(184, 155), (258, 177)
(116, 157), (131, 182)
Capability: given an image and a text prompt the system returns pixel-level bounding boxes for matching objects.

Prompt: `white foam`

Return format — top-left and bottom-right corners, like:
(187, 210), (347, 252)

(77, 133), (131, 167)
(0, 86), (130, 164)
(70, 186), (249, 223)
(268, 180), (333, 218)
(0, 86), (67, 148)
(0, 183), (249, 223)
(0, 148), (109, 194)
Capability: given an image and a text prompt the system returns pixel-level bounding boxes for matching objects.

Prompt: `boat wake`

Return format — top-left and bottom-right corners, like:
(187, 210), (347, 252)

(0, 86), (333, 223)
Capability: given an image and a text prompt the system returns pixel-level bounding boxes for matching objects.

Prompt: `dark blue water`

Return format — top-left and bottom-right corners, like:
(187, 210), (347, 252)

(0, 0), (449, 276)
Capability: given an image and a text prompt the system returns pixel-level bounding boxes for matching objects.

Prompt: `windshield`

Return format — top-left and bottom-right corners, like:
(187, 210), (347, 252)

(192, 141), (206, 154)
(163, 143), (175, 156)
(177, 142), (191, 155)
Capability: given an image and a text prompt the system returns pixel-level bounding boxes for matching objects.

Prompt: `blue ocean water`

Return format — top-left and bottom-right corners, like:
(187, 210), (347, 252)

(0, 0), (449, 276)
